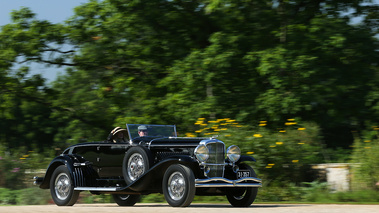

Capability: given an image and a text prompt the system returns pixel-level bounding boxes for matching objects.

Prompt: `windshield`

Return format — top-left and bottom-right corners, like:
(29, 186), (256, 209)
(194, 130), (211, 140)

(126, 124), (177, 140)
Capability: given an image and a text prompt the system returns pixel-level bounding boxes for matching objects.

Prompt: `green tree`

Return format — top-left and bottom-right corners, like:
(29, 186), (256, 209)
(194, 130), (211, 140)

(0, 0), (378, 151)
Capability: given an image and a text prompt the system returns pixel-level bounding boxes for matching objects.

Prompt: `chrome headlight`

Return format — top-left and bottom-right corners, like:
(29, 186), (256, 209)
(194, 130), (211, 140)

(194, 144), (209, 162)
(227, 145), (241, 163)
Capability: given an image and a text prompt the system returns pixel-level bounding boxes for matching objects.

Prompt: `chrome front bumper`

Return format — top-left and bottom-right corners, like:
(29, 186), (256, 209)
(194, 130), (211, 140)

(195, 177), (262, 187)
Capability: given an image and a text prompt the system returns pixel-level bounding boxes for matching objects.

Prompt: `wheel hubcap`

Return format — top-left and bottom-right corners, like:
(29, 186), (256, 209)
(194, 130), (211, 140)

(55, 173), (71, 200)
(167, 171), (186, 201)
(233, 188), (247, 200)
(119, 195), (130, 201)
(128, 153), (145, 181)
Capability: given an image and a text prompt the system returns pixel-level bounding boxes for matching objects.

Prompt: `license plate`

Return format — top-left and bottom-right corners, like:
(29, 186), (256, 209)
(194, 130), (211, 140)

(237, 170), (250, 179)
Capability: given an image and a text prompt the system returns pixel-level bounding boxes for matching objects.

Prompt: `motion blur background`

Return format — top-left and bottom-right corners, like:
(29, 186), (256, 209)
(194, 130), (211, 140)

(0, 0), (378, 205)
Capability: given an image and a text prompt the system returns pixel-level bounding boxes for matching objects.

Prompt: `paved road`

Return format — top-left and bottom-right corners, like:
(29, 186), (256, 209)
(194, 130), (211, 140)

(1, 203), (378, 213)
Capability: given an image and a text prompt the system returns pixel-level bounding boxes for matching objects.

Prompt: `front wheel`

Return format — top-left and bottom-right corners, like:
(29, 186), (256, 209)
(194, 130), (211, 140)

(112, 194), (141, 206)
(226, 164), (258, 207)
(50, 165), (80, 206)
(162, 164), (195, 207)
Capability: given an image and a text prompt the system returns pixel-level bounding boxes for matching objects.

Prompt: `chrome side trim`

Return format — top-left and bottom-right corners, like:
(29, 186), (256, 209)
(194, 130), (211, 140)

(195, 177), (262, 188)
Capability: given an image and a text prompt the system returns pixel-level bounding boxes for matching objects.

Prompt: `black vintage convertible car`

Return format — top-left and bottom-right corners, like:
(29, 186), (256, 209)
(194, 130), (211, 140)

(34, 124), (262, 207)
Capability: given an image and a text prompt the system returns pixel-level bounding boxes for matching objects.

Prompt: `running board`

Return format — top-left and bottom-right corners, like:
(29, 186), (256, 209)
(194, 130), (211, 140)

(74, 187), (119, 191)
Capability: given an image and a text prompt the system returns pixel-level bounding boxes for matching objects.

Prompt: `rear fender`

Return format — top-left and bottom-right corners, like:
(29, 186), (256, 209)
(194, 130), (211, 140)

(39, 154), (96, 189)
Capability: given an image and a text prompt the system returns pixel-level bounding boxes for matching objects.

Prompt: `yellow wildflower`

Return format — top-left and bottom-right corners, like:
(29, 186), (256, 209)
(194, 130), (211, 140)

(285, 122), (297, 125)
(253, 134), (263, 138)
(287, 119), (295, 121)
(225, 134), (232, 137)
(364, 140), (371, 143)
(259, 124), (267, 126)
(92, 36), (102, 40)
(269, 145), (276, 148)
(298, 128), (306, 130)
(246, 152), (254, 154)
(292, 160), (299, 163)
(276, 142), (284, 145)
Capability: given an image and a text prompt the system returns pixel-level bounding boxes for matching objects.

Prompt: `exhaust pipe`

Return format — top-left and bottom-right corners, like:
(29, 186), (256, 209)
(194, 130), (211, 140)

(33, 176), (44, 185)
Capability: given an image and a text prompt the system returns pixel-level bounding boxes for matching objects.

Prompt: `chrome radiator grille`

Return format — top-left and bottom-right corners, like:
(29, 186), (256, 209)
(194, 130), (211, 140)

(206, 141), (225, 177)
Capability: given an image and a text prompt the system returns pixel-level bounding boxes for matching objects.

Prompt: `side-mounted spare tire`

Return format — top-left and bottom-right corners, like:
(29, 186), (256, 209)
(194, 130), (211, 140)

(122, 146), (153, 191)
(50, 165), (80, 206)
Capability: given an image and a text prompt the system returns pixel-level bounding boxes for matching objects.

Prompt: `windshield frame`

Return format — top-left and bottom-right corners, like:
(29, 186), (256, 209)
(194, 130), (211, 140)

(126, 124), (177, 140)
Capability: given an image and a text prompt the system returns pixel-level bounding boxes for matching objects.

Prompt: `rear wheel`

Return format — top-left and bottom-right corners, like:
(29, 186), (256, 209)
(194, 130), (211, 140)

(162, 164), (195, 207)
(112, 194), (140, 206)
(50, 165), (80, 206)
(226, 164), (258, 207)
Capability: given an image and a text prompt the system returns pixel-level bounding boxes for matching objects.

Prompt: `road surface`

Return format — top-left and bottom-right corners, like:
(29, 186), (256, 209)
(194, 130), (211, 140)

(0, 203), (378, 213)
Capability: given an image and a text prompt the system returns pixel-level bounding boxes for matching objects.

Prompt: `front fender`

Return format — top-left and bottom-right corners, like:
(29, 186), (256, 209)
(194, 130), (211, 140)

(238, 155), (256, 163)
(126, 155), (198, 192)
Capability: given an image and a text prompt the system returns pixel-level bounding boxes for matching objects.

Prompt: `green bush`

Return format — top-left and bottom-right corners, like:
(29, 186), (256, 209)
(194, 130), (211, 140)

(350, 136), (379, 190)
(141, 194), (165, 203)
(16, 187), (51, 205)
(0, 153), (26, 190)
(79, 191), (112, 204)
(0, 188), (18, 205)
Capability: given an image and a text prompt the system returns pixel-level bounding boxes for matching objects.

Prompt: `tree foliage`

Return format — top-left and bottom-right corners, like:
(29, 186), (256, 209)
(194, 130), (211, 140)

(0, 0), (378, 152)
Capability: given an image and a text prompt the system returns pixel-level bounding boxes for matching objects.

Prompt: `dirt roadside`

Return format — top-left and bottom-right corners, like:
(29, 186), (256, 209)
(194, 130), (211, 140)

(0, 203), (378, 213)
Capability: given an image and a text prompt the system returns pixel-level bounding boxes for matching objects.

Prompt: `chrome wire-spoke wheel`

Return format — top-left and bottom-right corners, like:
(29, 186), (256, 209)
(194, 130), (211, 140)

(119, 195), (130, 201)
(163, 164), (195, 207)
(127, 153), (145, 181)
(167, 172), (186, 201)
(231, 188), (247, 200)
(50, 165), (79, 206)
(55, 173), (71, 200)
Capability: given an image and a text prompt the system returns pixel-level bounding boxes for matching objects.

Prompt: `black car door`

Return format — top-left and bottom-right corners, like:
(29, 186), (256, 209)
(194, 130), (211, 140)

(97, 144), (128, 177)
